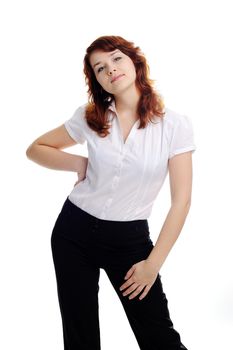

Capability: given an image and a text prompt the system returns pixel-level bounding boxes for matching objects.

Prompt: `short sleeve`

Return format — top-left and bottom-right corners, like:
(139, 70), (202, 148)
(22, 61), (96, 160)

(64, 104), (87, 145)
(168, 114), (196, 159)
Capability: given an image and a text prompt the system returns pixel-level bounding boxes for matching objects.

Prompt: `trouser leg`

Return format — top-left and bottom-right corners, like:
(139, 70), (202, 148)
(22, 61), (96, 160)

(105, 266), (188, 350)
(99, 220), (188, 350)
(50, 201), (101, 350)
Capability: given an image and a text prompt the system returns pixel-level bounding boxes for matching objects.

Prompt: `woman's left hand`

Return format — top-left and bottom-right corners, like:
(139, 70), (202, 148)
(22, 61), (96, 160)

(119, 260), (159, 301)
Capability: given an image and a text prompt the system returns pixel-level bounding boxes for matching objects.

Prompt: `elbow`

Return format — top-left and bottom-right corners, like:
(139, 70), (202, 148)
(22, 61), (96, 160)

(26, 144), (36, 159)
(171, 199), (192, 209)
(26, 145), (32, 158)
(185, 200), (192, 210)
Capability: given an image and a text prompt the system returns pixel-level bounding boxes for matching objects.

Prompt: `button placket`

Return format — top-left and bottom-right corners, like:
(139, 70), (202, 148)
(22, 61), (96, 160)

(111, 175), (120, 190)
(115, 115), (139, 147)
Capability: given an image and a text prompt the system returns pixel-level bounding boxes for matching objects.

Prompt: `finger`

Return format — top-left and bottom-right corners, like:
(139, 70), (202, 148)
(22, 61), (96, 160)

(128, 285), (145, 300)
(139, 285), (151, 300)
(124, 265), (136, 280)
(122, 283), (139, 296)
(120, 279), (135, 291)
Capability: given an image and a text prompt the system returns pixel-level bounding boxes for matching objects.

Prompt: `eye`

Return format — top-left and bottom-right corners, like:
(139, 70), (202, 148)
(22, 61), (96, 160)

(97, 56), (122, 73)
(114, 56), (122, 61)
(97, 66), (104, 73)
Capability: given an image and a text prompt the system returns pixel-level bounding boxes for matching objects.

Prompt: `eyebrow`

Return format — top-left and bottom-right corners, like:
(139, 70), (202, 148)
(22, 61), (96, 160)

(93, 50), (120, 69)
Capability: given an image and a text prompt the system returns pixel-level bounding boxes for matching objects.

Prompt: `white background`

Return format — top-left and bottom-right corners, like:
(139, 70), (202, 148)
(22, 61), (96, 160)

(1, 0), (233, 349)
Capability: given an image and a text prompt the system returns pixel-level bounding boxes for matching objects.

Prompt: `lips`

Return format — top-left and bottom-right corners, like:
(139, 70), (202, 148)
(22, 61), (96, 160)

(111, 74), (125, 83)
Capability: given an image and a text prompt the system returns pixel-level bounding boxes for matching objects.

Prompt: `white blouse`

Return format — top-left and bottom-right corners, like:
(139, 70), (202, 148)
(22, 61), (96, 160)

(64, 99), (196, 221)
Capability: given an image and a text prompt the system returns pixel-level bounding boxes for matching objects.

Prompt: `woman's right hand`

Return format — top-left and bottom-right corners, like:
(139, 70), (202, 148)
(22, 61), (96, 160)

(73, 157), (88, 187)
(73, 172), (86, 187)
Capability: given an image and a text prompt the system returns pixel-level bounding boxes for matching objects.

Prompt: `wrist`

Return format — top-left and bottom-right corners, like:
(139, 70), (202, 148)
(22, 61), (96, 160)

(76, 155), (88, 174)
(145, 258), (161, 273)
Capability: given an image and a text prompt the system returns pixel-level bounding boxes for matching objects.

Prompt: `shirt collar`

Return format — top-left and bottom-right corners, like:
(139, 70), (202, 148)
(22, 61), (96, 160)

(107, 99), (161, 123)
(107, 99), (117, 114)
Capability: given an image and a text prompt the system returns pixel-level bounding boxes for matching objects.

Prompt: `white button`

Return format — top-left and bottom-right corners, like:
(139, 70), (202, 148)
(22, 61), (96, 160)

(112, 177), (119, 189)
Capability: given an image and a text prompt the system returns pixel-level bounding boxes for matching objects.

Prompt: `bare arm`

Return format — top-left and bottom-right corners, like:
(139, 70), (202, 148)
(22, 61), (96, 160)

(146, 151), (193, 271)
(26, 124), (88, 174)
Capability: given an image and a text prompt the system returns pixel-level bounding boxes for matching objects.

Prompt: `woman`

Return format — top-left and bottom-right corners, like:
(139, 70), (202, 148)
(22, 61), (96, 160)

(26, 35), (196, 350)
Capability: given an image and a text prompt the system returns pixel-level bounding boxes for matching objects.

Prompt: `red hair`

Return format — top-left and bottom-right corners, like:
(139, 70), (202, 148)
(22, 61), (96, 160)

(83, 35), (165, 137)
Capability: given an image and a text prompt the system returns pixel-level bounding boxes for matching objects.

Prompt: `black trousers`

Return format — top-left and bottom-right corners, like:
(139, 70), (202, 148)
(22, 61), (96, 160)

(50, 197), (188, 350)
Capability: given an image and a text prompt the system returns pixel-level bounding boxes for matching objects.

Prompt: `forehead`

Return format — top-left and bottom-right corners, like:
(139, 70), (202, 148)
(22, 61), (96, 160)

(89, 49), (123, 67)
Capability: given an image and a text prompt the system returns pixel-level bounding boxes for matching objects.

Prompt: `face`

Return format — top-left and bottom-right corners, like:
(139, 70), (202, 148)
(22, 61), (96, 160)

(89, 49), (137, 95)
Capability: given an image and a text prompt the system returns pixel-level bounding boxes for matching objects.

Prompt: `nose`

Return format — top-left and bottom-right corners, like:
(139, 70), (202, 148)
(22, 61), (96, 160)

(107, 67), (116, 76)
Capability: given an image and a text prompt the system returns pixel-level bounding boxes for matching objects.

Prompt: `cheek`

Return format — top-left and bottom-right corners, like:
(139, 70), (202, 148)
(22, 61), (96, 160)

(128, 67), (136, 81)
(96, 76), (105, 86)
(126, 62), (136, 77)
(95, 74), (100, 83)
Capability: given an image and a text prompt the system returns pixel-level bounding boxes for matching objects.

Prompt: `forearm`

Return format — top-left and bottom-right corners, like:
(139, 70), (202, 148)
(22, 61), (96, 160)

(26, 144), (87, 173)
(147, 202), (191, 271)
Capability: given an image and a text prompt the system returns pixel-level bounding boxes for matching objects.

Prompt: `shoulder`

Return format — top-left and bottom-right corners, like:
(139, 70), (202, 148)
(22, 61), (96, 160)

(162, 107), (194, 132)
(73, 102), (88, 117)
(69, 102), (89, 126)
(163, 107), (186, 124)
(64, 102), (89, 133)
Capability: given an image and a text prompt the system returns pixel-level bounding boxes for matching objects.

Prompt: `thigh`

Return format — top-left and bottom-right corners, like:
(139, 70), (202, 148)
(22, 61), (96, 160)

(50, 197), (100, 297)
(51, 229), (100, 300)
(101, 219), (163, 309)
(105, 266), (187, 349)
(101, 219), (187, 349)
(104, 262), (165, 319)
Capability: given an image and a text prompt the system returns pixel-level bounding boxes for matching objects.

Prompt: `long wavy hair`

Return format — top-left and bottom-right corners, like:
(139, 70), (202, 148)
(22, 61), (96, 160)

(83, 35), (165, 137)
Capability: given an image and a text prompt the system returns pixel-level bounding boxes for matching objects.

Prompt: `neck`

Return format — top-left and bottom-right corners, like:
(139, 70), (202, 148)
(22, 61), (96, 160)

(114, 85), (141, 118)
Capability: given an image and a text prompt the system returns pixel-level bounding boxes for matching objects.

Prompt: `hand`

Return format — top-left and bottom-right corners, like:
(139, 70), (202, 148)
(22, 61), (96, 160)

(73, 172), (86, 187)
(119, 260), (159, 301)
(73, 157), (88, 187)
